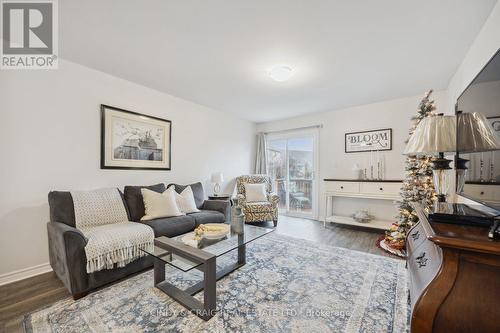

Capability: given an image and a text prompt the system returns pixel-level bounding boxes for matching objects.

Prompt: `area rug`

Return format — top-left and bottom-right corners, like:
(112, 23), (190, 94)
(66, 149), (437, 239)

(24, 233), (408, 333)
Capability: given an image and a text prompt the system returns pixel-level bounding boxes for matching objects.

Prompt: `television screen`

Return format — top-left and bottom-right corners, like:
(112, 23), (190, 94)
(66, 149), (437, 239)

(456, 49), (500, 209)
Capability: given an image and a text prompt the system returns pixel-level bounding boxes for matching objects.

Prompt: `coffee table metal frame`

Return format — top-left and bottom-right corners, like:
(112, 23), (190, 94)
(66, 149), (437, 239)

(151, 227), (272, 320)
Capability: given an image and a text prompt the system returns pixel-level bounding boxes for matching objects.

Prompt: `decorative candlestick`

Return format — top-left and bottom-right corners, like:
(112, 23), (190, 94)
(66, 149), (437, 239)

(490, 151), (495, 182)
(382, 154), (385, 180)
(369, 150), (373, 179)
(376, 150), (380, 180)
(480, 152), (485, 182)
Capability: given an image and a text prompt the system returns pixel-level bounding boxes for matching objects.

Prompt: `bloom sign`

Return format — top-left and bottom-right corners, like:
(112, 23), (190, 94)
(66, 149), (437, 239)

(345, 128), (392, 153)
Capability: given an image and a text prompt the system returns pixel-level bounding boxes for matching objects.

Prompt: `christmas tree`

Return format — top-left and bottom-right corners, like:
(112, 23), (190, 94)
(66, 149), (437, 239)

(383, 90), (437, 254)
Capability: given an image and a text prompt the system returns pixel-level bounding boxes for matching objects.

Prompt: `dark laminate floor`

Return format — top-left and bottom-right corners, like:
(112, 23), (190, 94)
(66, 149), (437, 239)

(0, 216), (393, 332)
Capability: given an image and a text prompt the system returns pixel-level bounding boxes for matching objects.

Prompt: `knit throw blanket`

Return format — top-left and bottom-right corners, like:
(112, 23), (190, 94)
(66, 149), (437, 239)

(71, 188), (154, 273)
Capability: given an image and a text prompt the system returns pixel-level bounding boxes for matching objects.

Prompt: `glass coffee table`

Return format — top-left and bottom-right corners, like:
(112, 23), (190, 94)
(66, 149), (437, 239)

(142, 224), (274, 320)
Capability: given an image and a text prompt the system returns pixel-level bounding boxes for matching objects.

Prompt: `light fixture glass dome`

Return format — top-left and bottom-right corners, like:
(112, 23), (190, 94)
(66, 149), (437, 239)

(269, 65), (293, 82)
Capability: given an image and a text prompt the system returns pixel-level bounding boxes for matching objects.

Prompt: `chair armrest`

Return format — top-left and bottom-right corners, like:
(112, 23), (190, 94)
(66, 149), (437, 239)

(236, 194), (247, 207)
(202, 200), (231, 222)
(47, 222), (89, 295)
(268, 193), (280, 206)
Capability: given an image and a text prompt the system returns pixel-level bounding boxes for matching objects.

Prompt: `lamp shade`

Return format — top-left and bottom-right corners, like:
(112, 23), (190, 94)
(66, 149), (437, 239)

(456, 112), (500, 153)
(403, 115), (456, 155)
(211, 172), (224, 183)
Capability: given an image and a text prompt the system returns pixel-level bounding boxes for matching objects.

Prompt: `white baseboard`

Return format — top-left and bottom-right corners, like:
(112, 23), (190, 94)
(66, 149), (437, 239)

(0, 263), (52, 286)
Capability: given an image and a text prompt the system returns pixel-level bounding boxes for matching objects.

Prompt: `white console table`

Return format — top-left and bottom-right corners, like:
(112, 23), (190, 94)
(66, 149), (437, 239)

(324, 179), (402, 230)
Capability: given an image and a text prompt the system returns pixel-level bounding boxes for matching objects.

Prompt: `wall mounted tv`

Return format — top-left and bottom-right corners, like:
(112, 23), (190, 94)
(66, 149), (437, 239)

(456, 48), (500, 210)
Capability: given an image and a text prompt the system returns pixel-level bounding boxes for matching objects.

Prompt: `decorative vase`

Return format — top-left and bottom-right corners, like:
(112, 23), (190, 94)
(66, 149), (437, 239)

(231, 202), (245, 234)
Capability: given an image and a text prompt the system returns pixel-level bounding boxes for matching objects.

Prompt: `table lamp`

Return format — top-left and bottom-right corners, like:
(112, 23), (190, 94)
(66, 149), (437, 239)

(455, 111), (500, 191)
(404, 114), (456, 202)
(211, 172), (224, 196)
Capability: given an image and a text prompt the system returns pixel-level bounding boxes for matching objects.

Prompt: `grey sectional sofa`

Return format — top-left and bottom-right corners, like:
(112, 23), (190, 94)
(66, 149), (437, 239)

(47, 182), (230, 299)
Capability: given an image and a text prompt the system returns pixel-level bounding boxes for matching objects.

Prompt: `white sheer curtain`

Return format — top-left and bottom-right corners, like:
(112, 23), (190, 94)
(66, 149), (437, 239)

(254, 132), (268, 174)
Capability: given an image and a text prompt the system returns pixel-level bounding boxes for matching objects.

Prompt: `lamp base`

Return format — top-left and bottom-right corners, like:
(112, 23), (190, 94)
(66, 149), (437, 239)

(437, 194), (447, 203)
(432, 156), (453, 170)
(213, 183), (221, 195)
(456, 157), (469, 170)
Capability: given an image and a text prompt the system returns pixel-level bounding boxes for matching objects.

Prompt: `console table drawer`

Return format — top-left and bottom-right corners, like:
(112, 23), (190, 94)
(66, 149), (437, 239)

(360, 182), (401, 196)
(326, 181), (360, 193)
(463, 184), (496, 201)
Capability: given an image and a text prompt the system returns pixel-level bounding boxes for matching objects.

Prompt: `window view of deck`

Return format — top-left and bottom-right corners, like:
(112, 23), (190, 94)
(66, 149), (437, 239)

(267, 136), (315, 216)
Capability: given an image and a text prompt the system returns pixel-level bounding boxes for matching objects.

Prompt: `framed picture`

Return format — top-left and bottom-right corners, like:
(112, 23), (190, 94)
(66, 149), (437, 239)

(100, 104), (172, 170)
(487, 116), (500, 140)
(345, 128), (392, 153)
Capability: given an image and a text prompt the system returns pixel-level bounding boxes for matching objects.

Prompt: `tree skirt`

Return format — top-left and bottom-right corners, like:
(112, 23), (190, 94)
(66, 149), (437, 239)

(376, 235), (406, 258)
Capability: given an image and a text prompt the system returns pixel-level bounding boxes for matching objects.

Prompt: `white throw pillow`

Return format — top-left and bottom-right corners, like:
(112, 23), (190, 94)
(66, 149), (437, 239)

(175, 186), (200, 214)
(245, 183), (268, 203)
(141, 187), (184, 221)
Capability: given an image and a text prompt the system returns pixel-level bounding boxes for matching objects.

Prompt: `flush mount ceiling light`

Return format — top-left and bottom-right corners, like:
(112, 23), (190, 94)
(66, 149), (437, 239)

(268, 65), (294, 82)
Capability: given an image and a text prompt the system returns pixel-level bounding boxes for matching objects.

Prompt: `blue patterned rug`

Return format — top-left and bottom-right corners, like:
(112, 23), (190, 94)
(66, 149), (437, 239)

(24, 233), (408, 332)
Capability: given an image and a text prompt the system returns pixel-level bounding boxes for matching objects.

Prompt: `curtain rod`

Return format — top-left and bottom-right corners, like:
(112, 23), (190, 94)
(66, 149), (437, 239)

(262, 124), (323, 135)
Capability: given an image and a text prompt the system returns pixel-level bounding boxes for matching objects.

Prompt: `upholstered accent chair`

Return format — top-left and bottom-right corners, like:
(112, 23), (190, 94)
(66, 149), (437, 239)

(236, 175), (279, 227)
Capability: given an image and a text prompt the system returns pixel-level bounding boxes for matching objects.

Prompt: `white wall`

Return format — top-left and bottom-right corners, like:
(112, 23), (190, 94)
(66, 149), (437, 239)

(447, 1), (500, 113)
(257, 91), (448, 220)
(0, 60), (255, 280)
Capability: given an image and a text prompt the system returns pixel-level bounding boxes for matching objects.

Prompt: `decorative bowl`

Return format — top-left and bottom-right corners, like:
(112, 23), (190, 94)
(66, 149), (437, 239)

(181, 233), (199, 247)
(195, 223), (230, 240)
(352, 210), (373, 223)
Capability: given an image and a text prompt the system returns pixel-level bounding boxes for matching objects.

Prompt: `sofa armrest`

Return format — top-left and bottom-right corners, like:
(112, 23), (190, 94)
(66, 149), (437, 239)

(202, 199), (231, 222)
(47, 221), (89, 295)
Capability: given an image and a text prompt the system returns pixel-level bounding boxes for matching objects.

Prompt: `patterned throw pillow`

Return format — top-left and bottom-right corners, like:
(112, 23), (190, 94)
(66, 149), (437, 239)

(174, 186), (200, 214)
(244, 183), (267, 203)
(140, 187), (184, 221)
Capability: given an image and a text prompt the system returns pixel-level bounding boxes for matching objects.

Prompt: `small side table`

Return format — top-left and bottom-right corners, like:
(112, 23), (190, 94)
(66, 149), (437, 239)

(208, 194), (231, 201)
(207, 195), (233, 222)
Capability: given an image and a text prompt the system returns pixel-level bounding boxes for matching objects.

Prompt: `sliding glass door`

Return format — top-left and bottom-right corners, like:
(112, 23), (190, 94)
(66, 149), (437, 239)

(266, 130), (318, 218)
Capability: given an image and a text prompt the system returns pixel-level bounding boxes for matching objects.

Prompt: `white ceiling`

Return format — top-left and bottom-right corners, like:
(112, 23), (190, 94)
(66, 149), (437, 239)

(60, 0), (498, 123)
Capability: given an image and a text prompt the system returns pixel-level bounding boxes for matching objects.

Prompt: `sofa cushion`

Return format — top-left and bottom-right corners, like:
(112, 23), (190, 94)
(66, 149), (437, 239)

(48, 191), (76, 227)
(141, 187), (183, 221)
(244, 183), (267, 202)
(174, 186), (200, 214)
(141, 215), (196, 237)
(167, 182), (204, 209)
(188, 210), (225, 226)
(123, 183), (165, 222)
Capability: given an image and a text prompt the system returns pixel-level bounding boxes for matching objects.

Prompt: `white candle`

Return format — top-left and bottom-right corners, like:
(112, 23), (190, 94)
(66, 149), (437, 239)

(377, 150), (380, 179)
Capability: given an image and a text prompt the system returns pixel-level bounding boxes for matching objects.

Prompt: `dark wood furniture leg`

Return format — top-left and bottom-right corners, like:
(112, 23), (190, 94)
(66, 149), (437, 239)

(72, 291), (88, 300)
